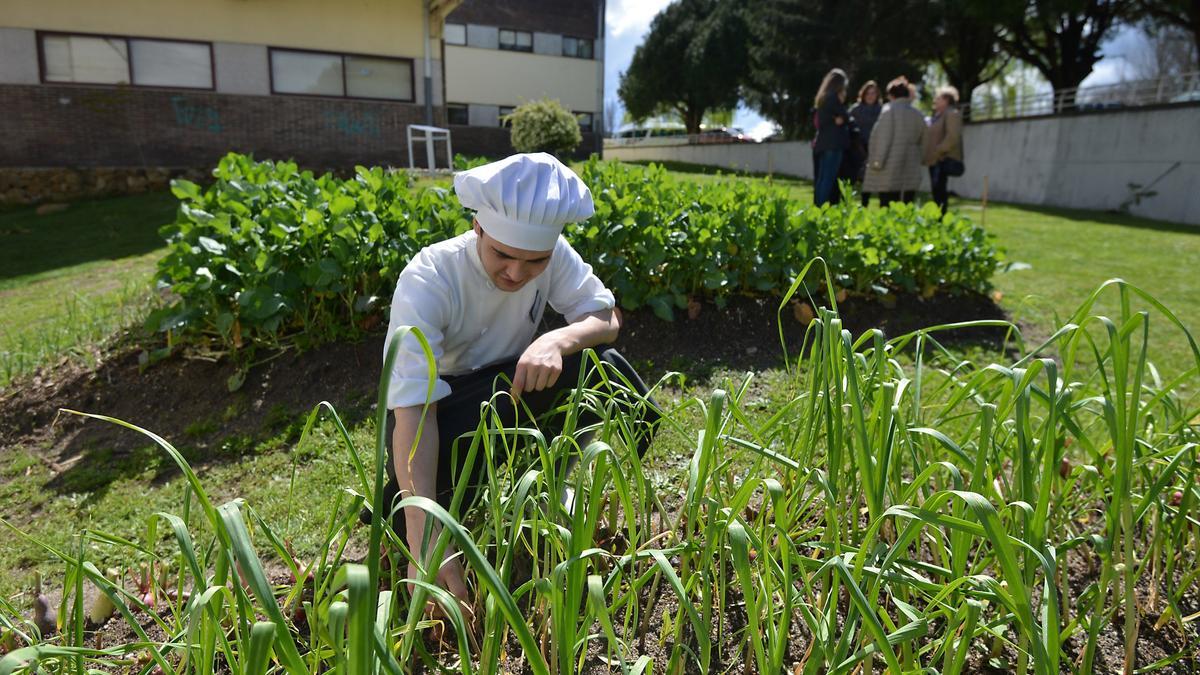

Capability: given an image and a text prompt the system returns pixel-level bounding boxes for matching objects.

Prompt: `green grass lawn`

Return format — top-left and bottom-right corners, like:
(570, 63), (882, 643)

(0, 193), (178, 389)
(2, 166), (1198, 600)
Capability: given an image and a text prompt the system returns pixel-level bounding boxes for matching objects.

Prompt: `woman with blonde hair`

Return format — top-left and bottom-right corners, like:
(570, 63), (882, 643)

(923, 85), (964, 213)
(811, 68), (850, 205)
(863, 76), (926, 206)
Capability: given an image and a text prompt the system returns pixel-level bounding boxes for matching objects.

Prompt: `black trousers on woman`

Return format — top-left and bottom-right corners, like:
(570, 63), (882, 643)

(362, 346), (659, 541)
(878, 191), (915, 207)
(929, 164), (950, 213)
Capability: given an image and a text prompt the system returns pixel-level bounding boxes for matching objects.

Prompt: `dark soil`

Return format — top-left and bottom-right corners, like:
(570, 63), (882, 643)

(0, 291), (1010, 492)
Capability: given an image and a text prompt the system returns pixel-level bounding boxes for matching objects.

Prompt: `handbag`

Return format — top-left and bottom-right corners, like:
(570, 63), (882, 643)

(940, 157), (965, 177)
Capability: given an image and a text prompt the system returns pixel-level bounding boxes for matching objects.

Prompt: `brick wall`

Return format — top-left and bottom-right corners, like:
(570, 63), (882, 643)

(449, 125), (602, 161)
(3, 84), (600, 172)
(447, 0), (600, 38)
(0, 84), (447, 170)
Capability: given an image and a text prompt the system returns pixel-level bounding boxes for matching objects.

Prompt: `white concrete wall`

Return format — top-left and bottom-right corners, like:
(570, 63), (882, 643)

(0, 27), (39, 84)
(212, 42), (269, 95)
(606, 105), (1200, 225)
(956, 106), (1200, 225)
(444, 44), (599, 113)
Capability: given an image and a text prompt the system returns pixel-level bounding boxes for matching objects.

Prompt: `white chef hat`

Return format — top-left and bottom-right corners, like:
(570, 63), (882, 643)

(453, 152), (595, 251)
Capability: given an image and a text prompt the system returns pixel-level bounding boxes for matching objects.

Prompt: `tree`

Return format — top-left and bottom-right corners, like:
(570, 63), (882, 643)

(928, 1), (1012, 118)
(995, 0), (1138, 110)
(1127, 21), (1198, 77)
(1134, 0), (1200, 67)
(603, 99), (622, 138)
(742, 0), (931, 139)
(618, 0), (749, 134)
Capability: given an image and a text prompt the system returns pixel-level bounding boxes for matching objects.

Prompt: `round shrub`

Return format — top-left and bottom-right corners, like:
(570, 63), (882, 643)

(507, 99), (583, 157)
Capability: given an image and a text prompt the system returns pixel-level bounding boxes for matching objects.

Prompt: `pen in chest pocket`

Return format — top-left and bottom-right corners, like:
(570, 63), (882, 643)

(529, 289), (541, 323)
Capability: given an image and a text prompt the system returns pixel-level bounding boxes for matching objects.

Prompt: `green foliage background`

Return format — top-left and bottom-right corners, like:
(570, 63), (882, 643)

(149, 154), (1001, 352)
(506, 99), (583, 158)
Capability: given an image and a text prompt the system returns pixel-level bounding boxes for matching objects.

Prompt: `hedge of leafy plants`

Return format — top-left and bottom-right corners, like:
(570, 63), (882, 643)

(149, 153), (1001, 351)
(573, 160), (998, 319)
(148, 154), (470, 351)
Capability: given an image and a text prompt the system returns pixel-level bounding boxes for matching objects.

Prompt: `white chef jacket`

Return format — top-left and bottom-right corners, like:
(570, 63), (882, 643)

(383, 230), (616, 409)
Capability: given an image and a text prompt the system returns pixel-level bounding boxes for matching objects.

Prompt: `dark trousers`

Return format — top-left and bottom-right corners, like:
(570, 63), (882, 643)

(814, 149), (844, 205)
(365, 346), (658, 540)
(929, 164), (949, 213)
(878, 191), (915, 207)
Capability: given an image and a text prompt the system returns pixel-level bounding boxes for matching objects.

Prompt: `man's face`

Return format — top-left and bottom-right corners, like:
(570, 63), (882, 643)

(473, 222), (553, 292)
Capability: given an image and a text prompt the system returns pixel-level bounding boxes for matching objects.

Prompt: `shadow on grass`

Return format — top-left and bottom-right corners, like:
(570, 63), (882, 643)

(0, 191), (178, 283)
(620, 158), (811, 184)
(991, 201), (1200, 237)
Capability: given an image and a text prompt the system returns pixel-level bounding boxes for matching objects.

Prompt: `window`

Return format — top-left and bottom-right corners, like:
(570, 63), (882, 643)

(345, 56), (412, 100)
(447, 103), (468, 125)
(270, 48), (413, 101)
(271, 50), (342, 96)
(498, 106), (515, 127)
(39, 33), (213, 89)
(444, 23), (466, 45)
(576, 112), (594, 133)
(131, 40), (212, 88)
(499, 29), (532, 52)
(562, 36), (594, 59)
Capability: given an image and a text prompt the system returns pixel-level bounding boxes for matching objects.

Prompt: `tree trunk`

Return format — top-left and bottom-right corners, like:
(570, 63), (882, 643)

(683, 106), (704, 135)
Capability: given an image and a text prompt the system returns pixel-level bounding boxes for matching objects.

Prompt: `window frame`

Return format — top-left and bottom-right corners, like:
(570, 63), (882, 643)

(36, 30), (215, 91)
(447, 103), (469, 125)
(562, 35), (594, 60)
(498, 105), (515, 127)
(575, 111), (594, 133)
(498, 28), (533, 53)
(443, 22), (467, 46)
(268, 46), (416, 102)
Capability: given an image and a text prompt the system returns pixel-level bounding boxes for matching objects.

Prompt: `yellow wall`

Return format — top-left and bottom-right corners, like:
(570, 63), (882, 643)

(3, 0), (426, 58)
(444, 45), (599, 112)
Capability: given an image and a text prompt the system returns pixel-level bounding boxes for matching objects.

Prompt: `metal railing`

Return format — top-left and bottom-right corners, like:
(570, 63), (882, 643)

(604, 128), (758, 148)
(962, 70), (1200, 121)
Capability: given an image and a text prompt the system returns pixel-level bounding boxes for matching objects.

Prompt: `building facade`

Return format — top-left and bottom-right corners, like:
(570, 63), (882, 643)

(441, 0), (604, 158)
(0, 0), (603, 197)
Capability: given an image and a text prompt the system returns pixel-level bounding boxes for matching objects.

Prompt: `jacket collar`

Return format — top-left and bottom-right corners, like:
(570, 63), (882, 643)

(463, 231), (496, 289)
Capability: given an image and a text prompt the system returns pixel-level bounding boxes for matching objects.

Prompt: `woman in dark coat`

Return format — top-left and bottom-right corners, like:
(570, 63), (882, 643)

(811, 68), (850, 206)
(849, 81), (882, 205)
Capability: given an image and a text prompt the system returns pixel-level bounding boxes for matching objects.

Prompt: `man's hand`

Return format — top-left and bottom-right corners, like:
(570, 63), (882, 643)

(408, 555), (473, 618)
(512, 333), (565, 400)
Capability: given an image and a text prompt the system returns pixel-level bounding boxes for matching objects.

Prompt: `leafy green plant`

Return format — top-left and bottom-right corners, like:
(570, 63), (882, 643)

(149, 154), (1003, 354)
(506, 99), (583, 157)
(572, 159), (1000, 319)
(452, 154), (491, 172)
(148, 154), (470, 355)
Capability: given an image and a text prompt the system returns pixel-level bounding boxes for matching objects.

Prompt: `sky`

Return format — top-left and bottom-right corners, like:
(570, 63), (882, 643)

(603, 1), (1149, 140)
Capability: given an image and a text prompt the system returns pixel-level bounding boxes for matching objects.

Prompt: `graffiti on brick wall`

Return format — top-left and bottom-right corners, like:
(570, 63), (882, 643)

(171, 96), (223, 133)
(323, 110), (381, 138)
(79, 90), (136, 116)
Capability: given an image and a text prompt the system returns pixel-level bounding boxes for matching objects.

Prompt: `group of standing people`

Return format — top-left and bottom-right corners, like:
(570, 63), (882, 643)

(811, 69), (964, 212)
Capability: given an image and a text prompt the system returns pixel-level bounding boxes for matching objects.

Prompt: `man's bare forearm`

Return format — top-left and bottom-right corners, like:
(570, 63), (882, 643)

(541, 308), (620, 355)
(391, 404), (440, 556)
